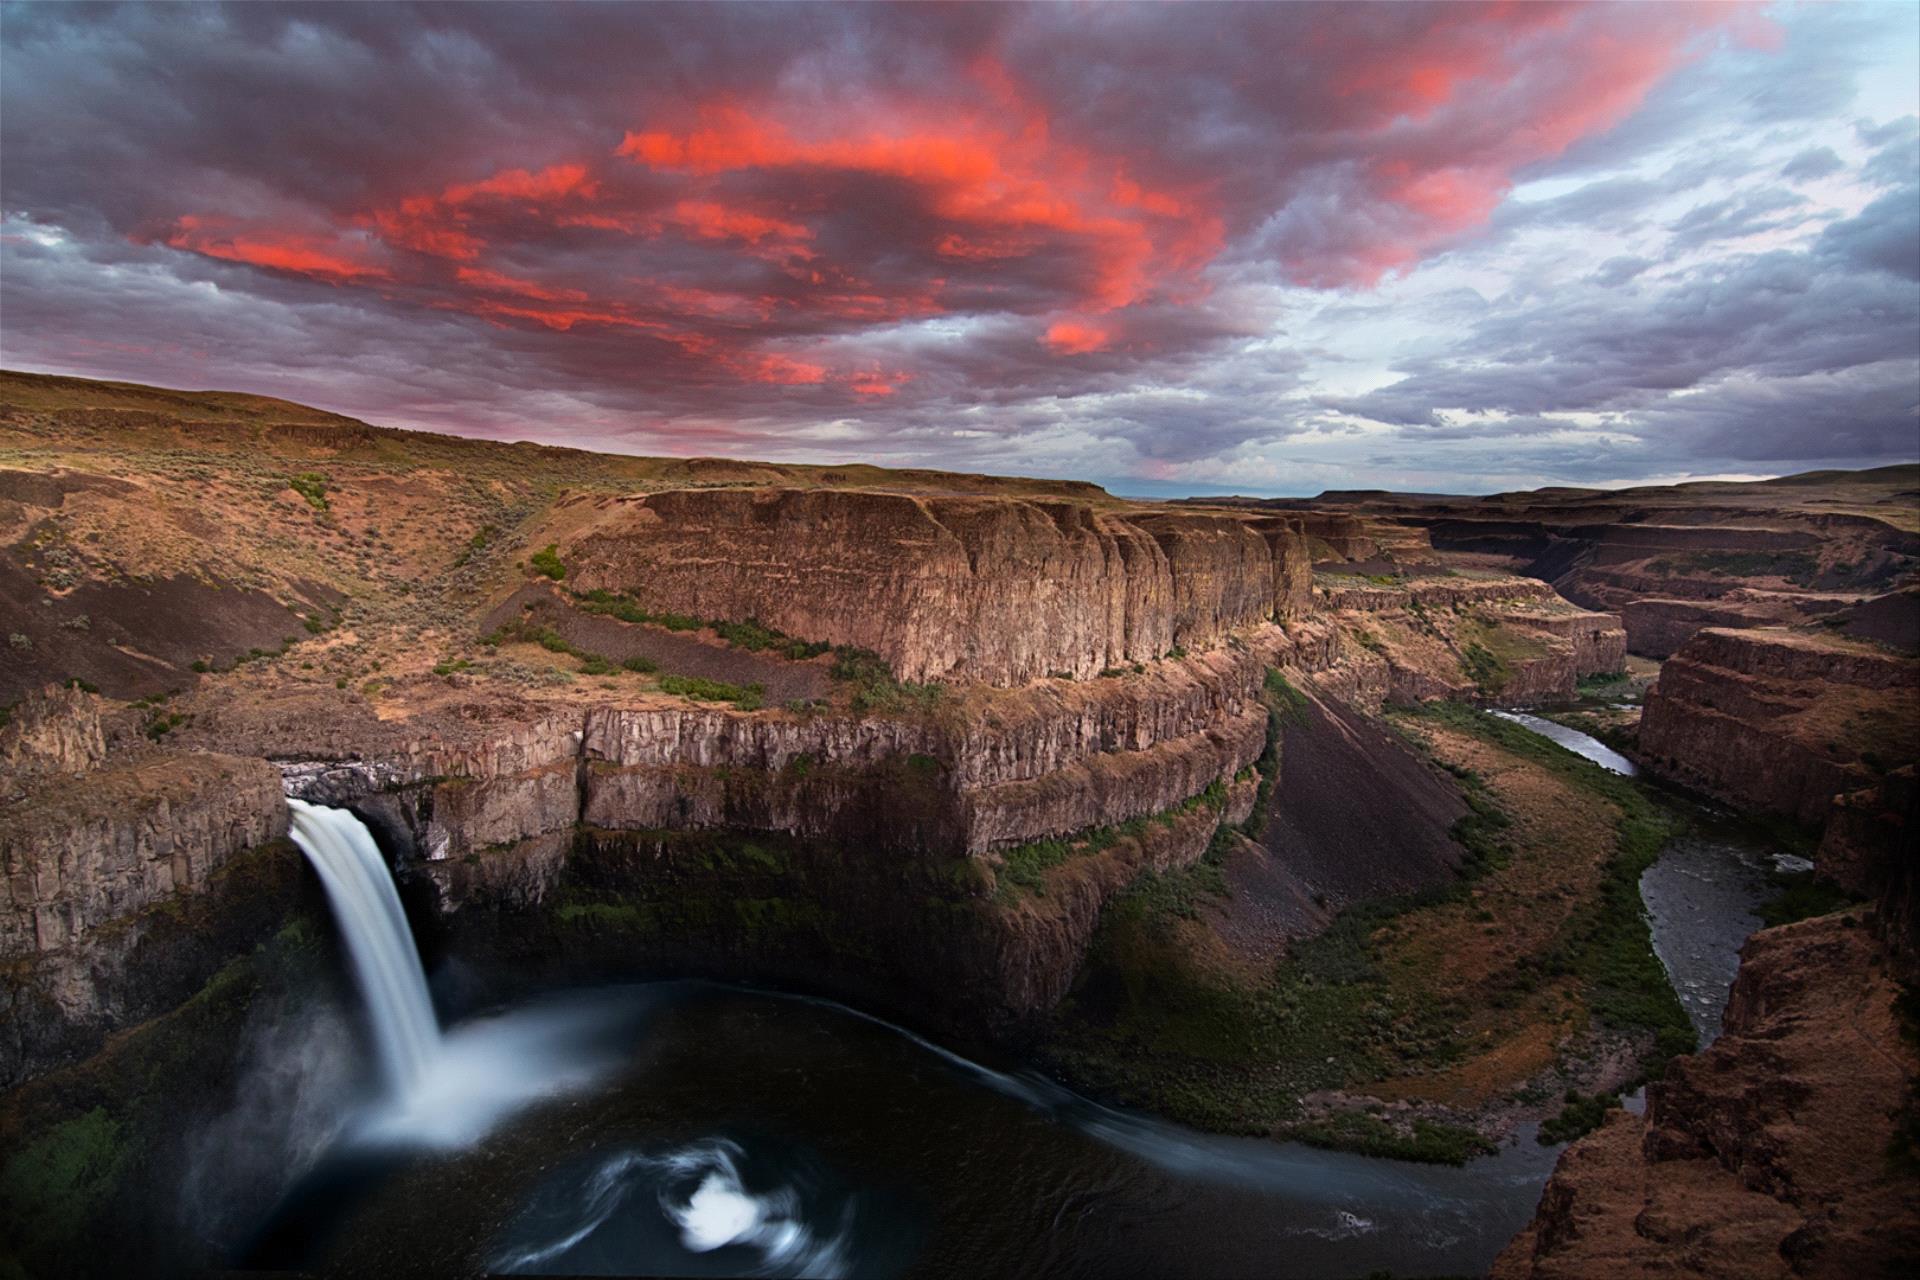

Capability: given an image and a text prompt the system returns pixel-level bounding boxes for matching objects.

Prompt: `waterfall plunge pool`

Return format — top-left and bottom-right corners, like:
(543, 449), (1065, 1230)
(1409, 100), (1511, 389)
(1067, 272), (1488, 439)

(269, 800), (1562, 1279)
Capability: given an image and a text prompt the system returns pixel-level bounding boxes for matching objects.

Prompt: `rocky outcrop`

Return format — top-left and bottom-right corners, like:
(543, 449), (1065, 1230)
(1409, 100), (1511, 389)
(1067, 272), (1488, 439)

(0, 682), (107, 800)
(1639, 628), (1919, 827)
(1817, 767), (1918, 959)
(1494, 913), (1920, 1278)
(558, 488), (1312, 684)
(1293, 510), (1379, 560)
(1311, 576), (1626, 704)
(0, 692), (295, 1085)
(257, 633), (1288, 870)
(1619, 597), (1798, 658)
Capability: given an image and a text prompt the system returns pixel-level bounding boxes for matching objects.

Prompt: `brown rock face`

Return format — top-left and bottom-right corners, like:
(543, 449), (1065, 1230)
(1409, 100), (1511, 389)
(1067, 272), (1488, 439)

(1312, 575), (1627, 704)
(0, 683), (108, 799)
(1619, 596), (1801, 658)
(560, 488), (1312, 684)
(1494, 913), (1920, 1279)
(1294, 510), (1380, 560)
(0, 743), (293, 1085)
(1817, 766), (1918, 957)
(1639, 628), (1920, 827)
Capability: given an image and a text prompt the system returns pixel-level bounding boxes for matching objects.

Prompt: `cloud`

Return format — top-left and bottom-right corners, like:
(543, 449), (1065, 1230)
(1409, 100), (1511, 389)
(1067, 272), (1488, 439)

(1781, 145), (1845, 182)
(1, 1), (1915, 491)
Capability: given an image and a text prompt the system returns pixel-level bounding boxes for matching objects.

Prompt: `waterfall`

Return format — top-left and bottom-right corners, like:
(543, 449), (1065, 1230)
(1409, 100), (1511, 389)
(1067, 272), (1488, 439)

(286, 798), (442, 1095)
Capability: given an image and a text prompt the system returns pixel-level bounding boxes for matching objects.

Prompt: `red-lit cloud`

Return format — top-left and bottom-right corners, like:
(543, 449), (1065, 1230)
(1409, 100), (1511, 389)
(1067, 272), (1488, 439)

(1044, 320), (1111, 355)
(7, 0), (1789, 441)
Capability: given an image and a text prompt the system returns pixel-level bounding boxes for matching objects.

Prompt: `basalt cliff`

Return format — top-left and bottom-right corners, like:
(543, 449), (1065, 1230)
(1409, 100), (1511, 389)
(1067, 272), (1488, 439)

(2, 372), (1915, 1279)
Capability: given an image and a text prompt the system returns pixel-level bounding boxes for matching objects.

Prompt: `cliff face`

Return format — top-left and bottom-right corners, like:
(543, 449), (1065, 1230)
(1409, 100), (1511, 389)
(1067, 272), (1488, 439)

(1312, 574), (1626, 705)
(1639, 628), (1919, 827)
(1494, 913), (1920, 1279)
(0, 686), (296, 1086)
(559, 488), (1313, 684)
(180, 630), (1301, 1044)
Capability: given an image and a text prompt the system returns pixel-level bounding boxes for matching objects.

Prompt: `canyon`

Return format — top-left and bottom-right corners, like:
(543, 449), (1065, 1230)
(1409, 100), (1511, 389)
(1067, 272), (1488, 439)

(2, 371), (1915, 1278)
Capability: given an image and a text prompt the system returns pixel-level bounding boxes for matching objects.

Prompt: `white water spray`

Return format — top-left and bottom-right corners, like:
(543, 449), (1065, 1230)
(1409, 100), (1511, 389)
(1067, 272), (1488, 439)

(286, 798), (442, 1095)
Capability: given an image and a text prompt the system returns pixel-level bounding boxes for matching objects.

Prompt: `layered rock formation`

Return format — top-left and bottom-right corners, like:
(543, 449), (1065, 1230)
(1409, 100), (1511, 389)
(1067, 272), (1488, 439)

(558, 488), (1313, 684)
(1211, 468), (1920, 660)
(1312, 573), (1626, 704)
(1639, 628), (1919, 827)
(0, 686), (297, 1086)
(1493, 912), (1920, 1278)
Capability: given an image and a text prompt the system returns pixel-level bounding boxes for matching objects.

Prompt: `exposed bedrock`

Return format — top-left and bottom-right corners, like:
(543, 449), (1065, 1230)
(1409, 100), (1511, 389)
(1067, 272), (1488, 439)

(557, 487), (1314, 684)
(1313, 576), (1626, 704)
(0, 686), (298, 1087)
(154, 631), (1312, 1045)
(1493, 912), (1920, 1279)
(1618, 596), (1804, 659)
(241, 629), (1294, 867)
(1638, 628), (1919, 828)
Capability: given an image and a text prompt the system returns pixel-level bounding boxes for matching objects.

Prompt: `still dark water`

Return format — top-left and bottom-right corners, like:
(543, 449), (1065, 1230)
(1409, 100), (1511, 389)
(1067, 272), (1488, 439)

(238, 715), (1792, 1279)
(254, 982), (1560, 1280)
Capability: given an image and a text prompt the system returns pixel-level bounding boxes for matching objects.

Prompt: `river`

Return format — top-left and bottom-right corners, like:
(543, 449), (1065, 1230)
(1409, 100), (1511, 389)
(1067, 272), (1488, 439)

(1490, 709), (1783, 1045)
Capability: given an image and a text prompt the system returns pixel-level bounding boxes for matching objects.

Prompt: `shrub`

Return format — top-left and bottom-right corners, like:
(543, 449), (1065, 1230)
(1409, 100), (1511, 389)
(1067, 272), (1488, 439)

(530, 544), (567, 580)
(1539, 1090), (1619, 1145)
(287, 473), (329, 511)
(621, 655), (659, 674)
(658, 674), (764, 710)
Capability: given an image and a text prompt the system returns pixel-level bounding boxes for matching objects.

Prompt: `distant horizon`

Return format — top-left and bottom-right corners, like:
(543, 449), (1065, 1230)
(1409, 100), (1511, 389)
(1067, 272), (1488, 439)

(11, 362), (1910, 504)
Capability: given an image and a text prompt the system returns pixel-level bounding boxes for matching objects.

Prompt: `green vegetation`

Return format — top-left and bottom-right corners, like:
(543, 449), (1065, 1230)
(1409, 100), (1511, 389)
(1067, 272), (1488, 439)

(453, 522), (501, 568)
(0, 1108), (130, 1249)
(572, 589), (830, 659)
(1576, 670), (1633, 699)
(658, 673), (765, 710)
(1405, 702), (1694, 1064)
(1263, 667), (1309, 723)
(994, 780), (1232, 906)
(431, 657), (471, 676)
(1043, 698), (1694, 1161)
(530, 543), (567, 580)
(1293, 1112), (1494, 1164)
(286, 471), (329, 511)
(1757, 870), (1861, 928)
(142, 709), (188, 740)
(829, 645), (944, 715)
(621, 654), (659, 674)
(1459, 641), (1505, 694)
(1539, 1089), (1620, 1144)
(0, 889), (321, 1280)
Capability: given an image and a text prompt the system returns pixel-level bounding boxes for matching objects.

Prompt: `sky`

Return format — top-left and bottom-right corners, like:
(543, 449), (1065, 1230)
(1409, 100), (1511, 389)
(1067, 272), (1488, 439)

(2, 1), (1916, 497)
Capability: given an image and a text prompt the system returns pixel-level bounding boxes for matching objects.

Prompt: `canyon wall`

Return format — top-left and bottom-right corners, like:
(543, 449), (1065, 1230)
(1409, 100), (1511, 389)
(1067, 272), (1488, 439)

(1493, 911), (1919, 1279)
(1638, 628), (1919, 827)
(1312, 575), (1626, 704)
(559, 488), (1313, 684)
(0, 686), (298, 1086)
